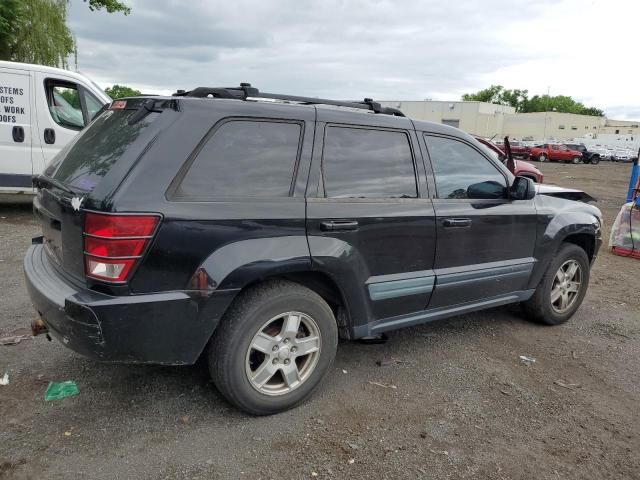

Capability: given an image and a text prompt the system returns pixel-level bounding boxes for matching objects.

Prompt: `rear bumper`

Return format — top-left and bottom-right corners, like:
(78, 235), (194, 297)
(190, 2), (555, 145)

(24, 245), (238, 365)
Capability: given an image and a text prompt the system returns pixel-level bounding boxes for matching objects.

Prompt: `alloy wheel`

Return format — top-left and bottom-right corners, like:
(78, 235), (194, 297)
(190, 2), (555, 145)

(245, 312), (321, 396)
(550, 260), (583, 314)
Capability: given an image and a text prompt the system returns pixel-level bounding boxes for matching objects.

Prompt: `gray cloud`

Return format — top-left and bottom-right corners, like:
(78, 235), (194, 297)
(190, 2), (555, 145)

(67, 0), (637, 118)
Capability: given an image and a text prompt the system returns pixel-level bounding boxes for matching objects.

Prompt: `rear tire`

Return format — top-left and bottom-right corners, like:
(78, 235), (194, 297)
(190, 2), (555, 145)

(522, 243), (590, 325)
(208, 280), (338, 415)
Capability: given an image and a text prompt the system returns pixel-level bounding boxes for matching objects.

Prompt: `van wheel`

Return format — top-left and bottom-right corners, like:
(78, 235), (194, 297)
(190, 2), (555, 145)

(208, 280), (338, 415)
(522, 243), (590, 325)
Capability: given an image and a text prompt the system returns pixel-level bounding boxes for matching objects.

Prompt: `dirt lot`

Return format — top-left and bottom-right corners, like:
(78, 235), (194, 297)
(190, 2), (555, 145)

(1, 162), (639, 480)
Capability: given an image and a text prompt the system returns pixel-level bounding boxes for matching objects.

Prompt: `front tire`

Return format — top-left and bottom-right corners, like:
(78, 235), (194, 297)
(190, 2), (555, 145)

(538, 154), (548, 162)
(572, 156), (581, 164)
(522, 243), (590, 325)
(590, 156), (600, 165)
(208, 280), (338, 415)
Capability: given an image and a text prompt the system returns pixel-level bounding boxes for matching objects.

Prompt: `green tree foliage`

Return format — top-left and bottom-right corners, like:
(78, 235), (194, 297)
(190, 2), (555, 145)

(104, 84), (142, 99)
(0, 0), (21, 60)
(462, 85), (604, 116)
(84, 0), (131, 14)
(6, 0), (75, 68)
(0, 0), (130, 67)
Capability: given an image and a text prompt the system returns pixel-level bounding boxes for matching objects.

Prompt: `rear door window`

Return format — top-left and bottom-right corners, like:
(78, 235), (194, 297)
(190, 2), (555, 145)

(174, 120), (302, 199)
(322, 126), (417, 198)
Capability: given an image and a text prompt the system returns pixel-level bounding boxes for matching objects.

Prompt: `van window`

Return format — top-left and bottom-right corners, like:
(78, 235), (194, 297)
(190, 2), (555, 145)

(425, 135), (506, 200)
(322, 127), (417, 198)
(175, 120), (301, 199)
(47, 84), (84, 130)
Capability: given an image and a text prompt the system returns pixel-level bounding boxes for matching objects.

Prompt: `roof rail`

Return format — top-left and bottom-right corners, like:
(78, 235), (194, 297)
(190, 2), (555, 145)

(172, 83), (405, 117)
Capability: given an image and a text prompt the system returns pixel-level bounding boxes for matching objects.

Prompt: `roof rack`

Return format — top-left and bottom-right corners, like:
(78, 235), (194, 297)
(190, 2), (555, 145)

(172, 83), (405, 117)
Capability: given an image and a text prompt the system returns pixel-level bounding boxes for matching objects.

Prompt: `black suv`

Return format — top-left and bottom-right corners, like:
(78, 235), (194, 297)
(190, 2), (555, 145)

(564, 143), (601, 165)
(24, 85), (602, 415)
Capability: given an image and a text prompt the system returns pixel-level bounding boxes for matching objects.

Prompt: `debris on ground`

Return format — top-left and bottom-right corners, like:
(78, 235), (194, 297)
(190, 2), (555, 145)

(519, 355), (536, 366)
(0, 334), (31, 346)
(375, 357), (414, 367)
(0, 373), (8, 386)
(347, 458), (355, 465)
(44, 381), (79, 401)
(368, 381), (397, 389)
(554, 380), (581, 390)
(342, 369), (348, 374)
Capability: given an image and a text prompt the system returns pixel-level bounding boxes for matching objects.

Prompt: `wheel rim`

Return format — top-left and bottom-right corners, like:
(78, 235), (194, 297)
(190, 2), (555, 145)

(540, 155), (546, 162)
(550, 260), (583, 314)
(245, 311), (321, 396)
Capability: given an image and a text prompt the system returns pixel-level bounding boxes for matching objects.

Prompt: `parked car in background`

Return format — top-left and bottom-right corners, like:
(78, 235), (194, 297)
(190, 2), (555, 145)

(612, 149), (633, 163)
(0, 61), (111, 198)
(564, 144), (601, 165)
(24, 84), (601, 414)
(474, 136), (543, 182)
(493, 139), (530, 159)
(530, 144), (583, 164)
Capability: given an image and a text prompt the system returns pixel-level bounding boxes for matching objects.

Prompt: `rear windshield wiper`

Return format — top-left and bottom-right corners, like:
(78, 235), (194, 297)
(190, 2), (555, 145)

(33, 174), (75, 195)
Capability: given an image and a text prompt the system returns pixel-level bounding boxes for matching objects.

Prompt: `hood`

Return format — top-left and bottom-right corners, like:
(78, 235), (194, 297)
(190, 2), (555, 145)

(535, 184), (596, 203)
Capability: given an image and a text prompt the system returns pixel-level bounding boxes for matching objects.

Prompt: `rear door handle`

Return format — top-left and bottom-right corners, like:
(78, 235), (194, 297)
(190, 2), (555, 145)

(320, 220), (359, 231)
(12, 126), (24, 143)
(442, 218), (472, 228)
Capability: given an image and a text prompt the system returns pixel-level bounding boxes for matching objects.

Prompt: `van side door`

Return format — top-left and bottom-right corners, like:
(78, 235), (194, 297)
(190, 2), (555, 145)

(306, 110), (436, 337)
(32, 72), (105, 174)
(0, 67), (32, 191)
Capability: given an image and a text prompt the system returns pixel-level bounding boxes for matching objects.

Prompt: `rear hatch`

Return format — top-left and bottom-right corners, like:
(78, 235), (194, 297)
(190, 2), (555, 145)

(33, 97), (178, 284)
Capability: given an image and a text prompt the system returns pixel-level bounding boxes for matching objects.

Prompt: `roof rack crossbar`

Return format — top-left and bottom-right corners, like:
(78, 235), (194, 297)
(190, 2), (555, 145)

(173, 84), (405, 117)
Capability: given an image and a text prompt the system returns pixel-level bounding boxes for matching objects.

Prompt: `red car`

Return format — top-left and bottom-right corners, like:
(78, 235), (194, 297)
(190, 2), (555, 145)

(493, 139), (530, 159)
(529, 144), (583, 164)
(474, 136), (544, 183)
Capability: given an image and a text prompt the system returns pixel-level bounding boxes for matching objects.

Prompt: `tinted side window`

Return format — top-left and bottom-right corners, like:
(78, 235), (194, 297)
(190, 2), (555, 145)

(425, 135), (506, 200)
(176, 120), (301, 199)
(323, 127), (416, 198)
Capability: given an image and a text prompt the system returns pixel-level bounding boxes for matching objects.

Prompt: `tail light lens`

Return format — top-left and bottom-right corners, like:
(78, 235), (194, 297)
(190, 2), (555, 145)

(83, 212), (160, 283)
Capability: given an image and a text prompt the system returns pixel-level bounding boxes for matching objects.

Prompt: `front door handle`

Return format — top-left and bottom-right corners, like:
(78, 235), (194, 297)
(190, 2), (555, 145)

(44, 128), (56, 145)
(12, 126), (25, 143)
(442, 218), (472, 228)
(320, 220), (359, 232)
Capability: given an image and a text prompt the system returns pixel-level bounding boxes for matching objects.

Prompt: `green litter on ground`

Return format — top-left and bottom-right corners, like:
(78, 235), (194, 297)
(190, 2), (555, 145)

(44, 381), (79, 401)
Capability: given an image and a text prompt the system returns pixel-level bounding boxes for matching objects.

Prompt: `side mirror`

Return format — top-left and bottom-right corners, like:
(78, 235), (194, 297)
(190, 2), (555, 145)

(510, 176), (536, 200)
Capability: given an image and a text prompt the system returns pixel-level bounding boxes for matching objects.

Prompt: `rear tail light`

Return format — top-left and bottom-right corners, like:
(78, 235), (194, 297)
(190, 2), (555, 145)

(83, 212), (160, 283)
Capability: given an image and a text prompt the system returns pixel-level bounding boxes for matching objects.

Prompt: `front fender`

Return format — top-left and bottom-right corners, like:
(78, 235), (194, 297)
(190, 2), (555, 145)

(529, 195), (602, 288)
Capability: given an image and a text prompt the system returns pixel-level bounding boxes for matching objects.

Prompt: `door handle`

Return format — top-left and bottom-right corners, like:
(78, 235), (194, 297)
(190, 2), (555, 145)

(12, 126), (25, 143)
(442, 218), (472, 228)
(320, 220), (359, 232)
(44, 128), (56, 145)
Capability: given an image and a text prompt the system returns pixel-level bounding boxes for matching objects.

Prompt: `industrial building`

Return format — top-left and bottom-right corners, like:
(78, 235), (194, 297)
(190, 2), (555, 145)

(379, 99), (636, 142)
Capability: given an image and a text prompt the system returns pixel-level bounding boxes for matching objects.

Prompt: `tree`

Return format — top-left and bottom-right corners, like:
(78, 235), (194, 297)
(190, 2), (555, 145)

(105, 84), (142, 99)
(0, 0), (130, 67)
(84, 0), (130, 14)
(11, 0), (75, 68)
(462, 85), (529, 112)
(462, 85), (604, 117)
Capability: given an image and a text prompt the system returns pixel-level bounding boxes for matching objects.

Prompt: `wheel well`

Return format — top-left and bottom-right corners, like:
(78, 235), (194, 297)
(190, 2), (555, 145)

(563, 233), (595, 262)
(242, 271), (352, 339)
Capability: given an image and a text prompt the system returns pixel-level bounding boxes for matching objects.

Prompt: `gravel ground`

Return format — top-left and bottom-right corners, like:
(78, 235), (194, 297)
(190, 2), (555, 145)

(1, 162), (639, 480)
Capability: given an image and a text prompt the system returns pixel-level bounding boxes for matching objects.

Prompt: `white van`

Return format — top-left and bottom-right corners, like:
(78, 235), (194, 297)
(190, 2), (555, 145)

(0, 61), (111, 198)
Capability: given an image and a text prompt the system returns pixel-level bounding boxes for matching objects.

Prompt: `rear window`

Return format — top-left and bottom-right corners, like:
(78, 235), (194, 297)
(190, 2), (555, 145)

(45, 100), (163, 192)
(173, 120), (302, 200)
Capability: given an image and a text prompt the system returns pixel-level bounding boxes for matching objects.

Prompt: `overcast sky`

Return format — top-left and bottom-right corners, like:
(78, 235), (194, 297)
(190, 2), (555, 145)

(68, 0), (640, 119)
